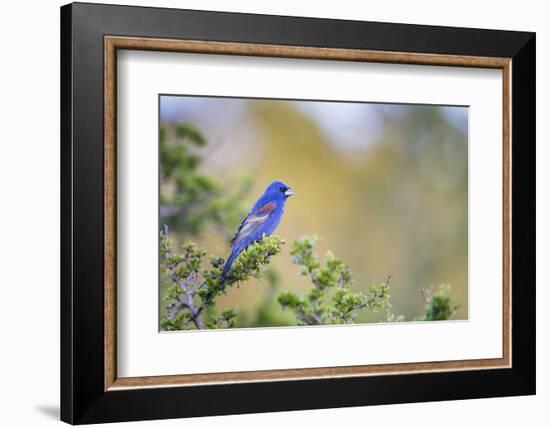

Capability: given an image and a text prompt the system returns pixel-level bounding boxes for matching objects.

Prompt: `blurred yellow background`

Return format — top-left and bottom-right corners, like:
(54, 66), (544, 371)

(160, 96), (468, 326)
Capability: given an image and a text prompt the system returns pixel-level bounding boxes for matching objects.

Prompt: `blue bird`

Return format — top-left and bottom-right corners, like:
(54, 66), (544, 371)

(222, 180), (295, 278)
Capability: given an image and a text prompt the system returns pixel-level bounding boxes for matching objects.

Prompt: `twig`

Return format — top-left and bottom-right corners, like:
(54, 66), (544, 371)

(419, 288), (428, 304)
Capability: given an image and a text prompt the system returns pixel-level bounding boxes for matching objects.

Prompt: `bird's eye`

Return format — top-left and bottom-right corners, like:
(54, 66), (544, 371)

(280, 186), (286, 192)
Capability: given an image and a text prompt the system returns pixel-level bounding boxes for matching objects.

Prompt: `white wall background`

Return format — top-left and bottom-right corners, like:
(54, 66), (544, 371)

(0, 1), (546, 426)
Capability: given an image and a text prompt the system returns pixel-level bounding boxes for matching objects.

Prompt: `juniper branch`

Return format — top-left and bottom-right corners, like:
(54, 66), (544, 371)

(160, 226), (284, 330)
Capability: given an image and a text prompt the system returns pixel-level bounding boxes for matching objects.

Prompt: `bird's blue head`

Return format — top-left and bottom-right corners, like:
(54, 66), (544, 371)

(263, 180), (295, 202)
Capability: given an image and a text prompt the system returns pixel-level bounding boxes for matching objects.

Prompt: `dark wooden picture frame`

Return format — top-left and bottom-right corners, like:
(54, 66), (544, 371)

(61, 2), (535, 424)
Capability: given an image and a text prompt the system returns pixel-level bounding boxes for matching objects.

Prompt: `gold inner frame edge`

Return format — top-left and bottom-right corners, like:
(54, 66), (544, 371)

(104, 36), (512, 391)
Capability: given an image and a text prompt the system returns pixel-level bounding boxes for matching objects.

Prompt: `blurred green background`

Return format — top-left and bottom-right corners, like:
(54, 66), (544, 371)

(159, 95), (468, 327)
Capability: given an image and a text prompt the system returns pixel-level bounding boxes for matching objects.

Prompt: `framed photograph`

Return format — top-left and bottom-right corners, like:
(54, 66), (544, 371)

(61, 2), (535, 424)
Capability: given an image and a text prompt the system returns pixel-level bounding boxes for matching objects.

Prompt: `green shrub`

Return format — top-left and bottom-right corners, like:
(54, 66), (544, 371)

(160, 226), (284, 330)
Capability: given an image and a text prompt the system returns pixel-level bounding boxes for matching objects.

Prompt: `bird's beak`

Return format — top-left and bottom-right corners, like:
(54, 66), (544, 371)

(285, 188), (295, 197)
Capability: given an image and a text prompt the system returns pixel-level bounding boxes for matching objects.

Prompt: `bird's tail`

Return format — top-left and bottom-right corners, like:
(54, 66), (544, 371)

(221, 249), (239, 278)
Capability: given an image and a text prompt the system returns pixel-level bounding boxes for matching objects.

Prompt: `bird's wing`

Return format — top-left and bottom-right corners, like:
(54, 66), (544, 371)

(230, 202), (277, 247)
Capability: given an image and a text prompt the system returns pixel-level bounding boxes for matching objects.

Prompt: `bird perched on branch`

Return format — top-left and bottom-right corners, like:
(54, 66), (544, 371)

(221, 180), (295, 277)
